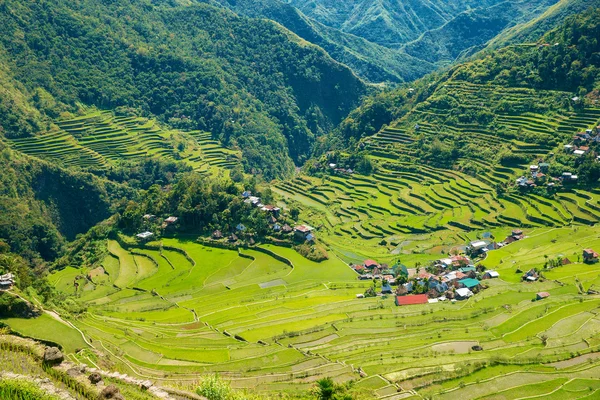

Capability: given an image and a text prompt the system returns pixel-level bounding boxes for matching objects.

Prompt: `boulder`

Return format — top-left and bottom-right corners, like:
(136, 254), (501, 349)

(88, 372), (102, 384)
(471, 345), (483, 351)
(140, 380), (153, 390)
(98, 385), (124, 400)
(43, 347), (64, 365)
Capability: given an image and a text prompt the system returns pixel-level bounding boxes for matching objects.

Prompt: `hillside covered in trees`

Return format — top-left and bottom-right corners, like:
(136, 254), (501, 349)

(260, 0), (564, 80)
(0, 0), (367, 179)
(333, 6), (600, 145)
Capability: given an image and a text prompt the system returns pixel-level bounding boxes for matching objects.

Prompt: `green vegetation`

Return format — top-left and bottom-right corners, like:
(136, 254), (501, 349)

(0, 0), (367, 179)
(0, 379), (60, 400)
(0, 4), (599, 400)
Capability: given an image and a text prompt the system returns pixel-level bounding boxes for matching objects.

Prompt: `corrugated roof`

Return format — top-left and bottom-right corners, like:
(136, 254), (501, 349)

(395, 294), (428, 306)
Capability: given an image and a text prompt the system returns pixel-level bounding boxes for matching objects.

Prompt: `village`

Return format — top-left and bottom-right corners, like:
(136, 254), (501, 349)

(351, 229), (600, 306)
(134, 190), (318, 246)
(516, 126), (600, 190)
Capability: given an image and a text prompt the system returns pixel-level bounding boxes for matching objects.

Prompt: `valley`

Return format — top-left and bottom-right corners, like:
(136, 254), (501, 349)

(0, 2), (599, 400)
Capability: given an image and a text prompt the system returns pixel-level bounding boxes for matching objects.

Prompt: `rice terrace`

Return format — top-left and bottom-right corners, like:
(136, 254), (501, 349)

(1, 1), (600, 399)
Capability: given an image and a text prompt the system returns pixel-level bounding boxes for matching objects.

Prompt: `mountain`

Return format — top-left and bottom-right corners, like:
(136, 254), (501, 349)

(485, 0), (599, 49)
(210, 0), (436, 83)
(285, 0), (504, 47)
(334, 5), (600, 143)
(402, 0), (558, 66)
(215, 0), (563, 84)
(0, 0), (367, 179)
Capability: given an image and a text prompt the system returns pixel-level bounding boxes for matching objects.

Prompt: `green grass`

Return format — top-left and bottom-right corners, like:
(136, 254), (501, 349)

(1, 313), (88, 353)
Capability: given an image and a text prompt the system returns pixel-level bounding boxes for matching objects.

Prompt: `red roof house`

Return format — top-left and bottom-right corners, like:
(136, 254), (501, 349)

(583, 249), (599, 263)
(364, 259), (379, 268)
(395, 294), (429, 306)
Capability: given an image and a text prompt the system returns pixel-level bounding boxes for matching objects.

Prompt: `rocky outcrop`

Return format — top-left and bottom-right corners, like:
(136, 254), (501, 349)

(43, 347), (64, 365)
(98, 385), (124, 399)
(89, 372), (102, 384)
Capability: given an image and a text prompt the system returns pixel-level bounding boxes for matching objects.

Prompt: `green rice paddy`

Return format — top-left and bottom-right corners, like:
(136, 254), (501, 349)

(6, 109), (241, 176)
(1, 225), (596, 398)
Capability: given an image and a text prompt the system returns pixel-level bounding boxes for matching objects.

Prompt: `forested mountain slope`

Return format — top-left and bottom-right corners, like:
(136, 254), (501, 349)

(211, 0), (436, 83)
(0, 142), (131, 261)
(0, 0), (367, 179)
(486, 0), (599, 49)
(334, 6), (600, 144)
(217, 0), (563, 83)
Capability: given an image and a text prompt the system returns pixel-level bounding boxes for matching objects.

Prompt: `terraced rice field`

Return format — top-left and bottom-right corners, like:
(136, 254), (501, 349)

(2, 227), (597, 397)
(7, 109), (241, 175)
(273, 81), (600, 260)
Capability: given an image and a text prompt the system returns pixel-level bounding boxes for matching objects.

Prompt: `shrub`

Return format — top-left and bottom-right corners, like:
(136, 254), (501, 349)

(196, 375), (234, 400)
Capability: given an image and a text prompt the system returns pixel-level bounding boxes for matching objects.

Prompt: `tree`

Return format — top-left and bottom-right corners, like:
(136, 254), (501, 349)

(315, 377), (335, 400)
(290, 207), (300, 221)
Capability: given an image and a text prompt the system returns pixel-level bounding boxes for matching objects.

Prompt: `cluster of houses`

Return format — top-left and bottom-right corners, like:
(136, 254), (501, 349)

(569, 128), (600, 158)
(516, 128), (599, 190)
(209, 192), (316, 245)
(352, 254), (500, 305)
(0, 272), (15, 290)
(465, 230), (525, 255)
(136, 215), (179, 241)
(328, 163), (354, 175)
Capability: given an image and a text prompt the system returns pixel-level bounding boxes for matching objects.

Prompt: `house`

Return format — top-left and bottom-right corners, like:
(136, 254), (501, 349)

(0, 273), (14, 290)
(561, 257), (572, 265)
(438, 258), (453, 268)
(574, 149), (586, 156)
(262, 205), (281, 216)
(242, 191), (252, 198)
(483, 270), (499, 279)
(455, 288), (474, 300)
(294, 225), (314, 240)
(267, 215), (277, 225)
(469, 240), (488, 255)
(353, 264), (366, 273)
(272, 223), (281, 232)
(281, 224), (293, 234)
(536, 292), (550, 300)
(136, 231), (154, 241)
(564, 144), (574, 152)
(164, 217), (178, 224)
(539, 163), (550, 172)
(228, 234), (238, 243)
(530, 165), (539, 172)
(458, 266), (476, 274)
(236, 223), (247, 232)
(245, 196), (261, 206)
(395, 294), (428, 306)
(451, 255), (471, 268)
(458, 278), (480, 290)
(363, 259), (379, 269)
(212, 230), (223, 239)
(583, 249), (599, 264)
(356, 293), (364, 299)
(393, 263), (409, 278)
(522, 269), (539, 281)
(358, 274), (373, 280)
(305, 233), (316, 243)
(381, 284), (393, 294)
(429, 280), (449, 293)
(143, 214), (156, 221)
